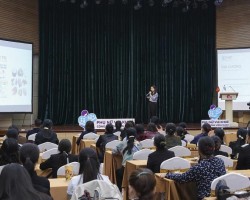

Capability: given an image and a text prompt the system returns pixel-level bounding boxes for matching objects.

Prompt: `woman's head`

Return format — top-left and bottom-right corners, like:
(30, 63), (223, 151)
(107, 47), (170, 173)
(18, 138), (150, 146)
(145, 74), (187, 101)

(105, 124), (114, 134)
(85, 121), (95, 132)
(237, 128), (247, 141)
(79, 148), (100, 183)
(129, 168), (156, 200)
(0, 138), (19, 164)
(202, 123), (212, 134)
(6, 128), (19, 140)
(214, 128), (225, 142)
(123, 128), (137, 155)
(198, 136), (215, 157)
(165, 123), (176, 136)
(42, 119), (53, 129)
(135, 124), (144, 136)
(34, 119), (42, 127)
(211, 136), (222, 151)
(147, 123), (157, 132)
(150, 85), (157, 94)
(176, 126), (185, 138)
(19, 143), (40, 175)
(115, 121), (122, 130)
(154, 134), (166, 150)
(58, 139), (72, 154)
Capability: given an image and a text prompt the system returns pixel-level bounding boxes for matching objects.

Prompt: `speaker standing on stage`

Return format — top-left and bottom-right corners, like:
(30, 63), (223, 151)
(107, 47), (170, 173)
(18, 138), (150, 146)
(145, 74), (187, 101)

(146, 85), (158, 120)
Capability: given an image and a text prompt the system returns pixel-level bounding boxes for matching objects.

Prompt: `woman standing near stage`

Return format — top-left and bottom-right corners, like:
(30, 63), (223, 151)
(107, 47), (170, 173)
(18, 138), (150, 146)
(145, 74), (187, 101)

(146, 85), (158, 120)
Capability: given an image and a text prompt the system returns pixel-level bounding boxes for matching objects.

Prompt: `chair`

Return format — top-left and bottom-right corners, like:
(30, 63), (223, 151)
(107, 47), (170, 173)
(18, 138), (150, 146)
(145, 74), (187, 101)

(38, 142), (58, 152)
(105, 140), (121, 150)
(57, 162), (80, 177)
(83, 132), (99, 140)
(215, 155), (234, 169)
(27, 133), (37, 142)
(184, 134), (194, 143)
(133, 149), (152, 160)
(168, 146), (191, 157)
(113, 131), (121, 138)
(160, 157), (191, 172)
(181, 140), (187, 147)
(211, 173), (250, 193)
(140, 139), (154, 149)
(220, 145), (232, 155)
(41, 148), (59, 160)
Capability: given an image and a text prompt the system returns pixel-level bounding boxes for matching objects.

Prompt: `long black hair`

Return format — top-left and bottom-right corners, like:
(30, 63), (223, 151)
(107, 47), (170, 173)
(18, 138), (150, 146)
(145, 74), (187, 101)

(123, 128), (137, 155)
(0, 138), (19, 166)
(58, 139), (72, 165)
(79, 148), (100, 183)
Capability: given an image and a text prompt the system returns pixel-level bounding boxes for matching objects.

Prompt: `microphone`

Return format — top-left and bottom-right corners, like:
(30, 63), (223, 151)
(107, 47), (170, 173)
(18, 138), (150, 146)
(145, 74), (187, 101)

(228, 85), (236, 92)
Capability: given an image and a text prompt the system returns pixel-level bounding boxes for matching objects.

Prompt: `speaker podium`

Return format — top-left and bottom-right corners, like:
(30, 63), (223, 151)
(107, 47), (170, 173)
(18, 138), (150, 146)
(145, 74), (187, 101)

(219, 92), (239, 127)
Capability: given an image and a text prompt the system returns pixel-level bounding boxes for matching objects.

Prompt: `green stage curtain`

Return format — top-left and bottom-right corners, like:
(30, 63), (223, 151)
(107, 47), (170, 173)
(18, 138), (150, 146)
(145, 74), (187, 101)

(38, 0), (216, 124)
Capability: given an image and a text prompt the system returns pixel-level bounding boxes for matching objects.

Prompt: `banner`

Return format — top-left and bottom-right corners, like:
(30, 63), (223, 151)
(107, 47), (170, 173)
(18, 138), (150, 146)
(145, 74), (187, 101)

(94, 118), (135, 129)
(201, 120), (230, 128)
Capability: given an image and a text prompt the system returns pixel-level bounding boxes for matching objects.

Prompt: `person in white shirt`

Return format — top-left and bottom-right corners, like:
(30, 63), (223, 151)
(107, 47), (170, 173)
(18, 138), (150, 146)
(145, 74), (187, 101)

(67, 148), (111, 197)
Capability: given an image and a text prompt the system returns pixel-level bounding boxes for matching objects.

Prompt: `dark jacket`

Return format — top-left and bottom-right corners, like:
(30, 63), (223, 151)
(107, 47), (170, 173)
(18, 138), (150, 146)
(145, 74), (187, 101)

(190, 132), (208, 145)
(147, 149), (175, 173)
(165, 135), (182, 149)
(76, 130), (96, 145)
(214, 150), (229, 157)
(35, 129), (59, 145)
(236, 144), (250, 170)
(40, 153), (78, 178)
(26, 127), (40, 139)
(31, 171), (51, 196)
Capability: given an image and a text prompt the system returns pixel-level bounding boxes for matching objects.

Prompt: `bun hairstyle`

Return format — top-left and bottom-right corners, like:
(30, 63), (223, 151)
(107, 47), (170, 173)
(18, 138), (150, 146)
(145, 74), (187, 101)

(123, 128), (137, 155)
(165, 123), (176, 136)
(129, 168), (156, 200)
(198, 136), (215, 156)
(58, 139), (72, 164)
(154, 134), (166, 150)
(20, 143), (40, 176)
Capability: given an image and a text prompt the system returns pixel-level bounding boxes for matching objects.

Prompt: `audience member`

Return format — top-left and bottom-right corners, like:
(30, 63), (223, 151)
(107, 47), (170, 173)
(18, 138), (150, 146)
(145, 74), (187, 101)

(26, 119), (42, 139)
(211, 136), (228, 157)
(67, 148), (111, 197)
(191, 123), (211, 145)
(236, 130), (250, 170)
(8, 125), (27, 144)
(5, 128), (22, 148)
(113, 127), (142, 191)
(129, 168), (156, 200)
(214, 128), (225, 144)
(35, 119), (59, 145)
(120, 121), (135, 140)
(147, 134), (175, 173)
(142, 123), (158, 140)
(163, 136), (226, 200)
(150, 116), (165, 135)
(96, 123), (118, 162)
(176, 126), (186, 141)
(40, 139), (78, 178)
(0, 163), (52, 200)
(135, 124), (145, 141)
(165, 123), (181, 149)
(20, 143), (51, 195)
(229, 128), (247, 159)
(114, 120), (122, 133)
(76, 121), (96, 145)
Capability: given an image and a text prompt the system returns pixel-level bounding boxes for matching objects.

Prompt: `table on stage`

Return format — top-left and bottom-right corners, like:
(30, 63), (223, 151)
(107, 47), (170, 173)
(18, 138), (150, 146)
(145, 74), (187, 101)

(49, 178), (69, 200)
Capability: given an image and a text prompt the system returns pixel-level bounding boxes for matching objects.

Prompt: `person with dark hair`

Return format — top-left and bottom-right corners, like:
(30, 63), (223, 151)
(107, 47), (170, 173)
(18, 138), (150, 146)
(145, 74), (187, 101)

(6, 128), (18, 140)
(0, 138), (19, 172)
(211, 136), (228, 157)
(146, 85), (158, 120)
(135, 124), (145, 141)
(114, 120), (122, 133)
(129, 168), (156, 200)
(165, 123), (181, 149)
(150, 116), (164, 134)
(176, 126), (185, 141)
(19, 143), (51, 195)
(35, 119), (59, 145)
(191, 123), (212, 145)
(229, 128), (247, 159)
(40, 139), (78, 178)
(96, 124), (118, 162)
(26, 119), (42, 139)
(236, 130), (250, 170)
(0, 163), (52, 200)
(113, 127), (142, 191)
(162, 136), (226, 200)
(8, 125), (26, 144)
(147, 134), (175, 173)
(214, 128), (225, 144)
(76, 121), (96, 145)
(120, 121), (135, 141)
(67, 148), (111, 197)
(143, 123), (158, 140)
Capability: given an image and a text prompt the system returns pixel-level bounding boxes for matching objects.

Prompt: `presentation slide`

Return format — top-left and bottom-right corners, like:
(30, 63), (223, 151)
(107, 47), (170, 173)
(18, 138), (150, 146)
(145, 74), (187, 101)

(0, 39), (32, 112)
(217, 48), (250, 110)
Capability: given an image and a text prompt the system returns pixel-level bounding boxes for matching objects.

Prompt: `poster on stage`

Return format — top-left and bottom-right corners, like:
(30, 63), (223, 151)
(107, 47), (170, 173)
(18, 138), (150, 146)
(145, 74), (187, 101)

(94, 118), (135, 129)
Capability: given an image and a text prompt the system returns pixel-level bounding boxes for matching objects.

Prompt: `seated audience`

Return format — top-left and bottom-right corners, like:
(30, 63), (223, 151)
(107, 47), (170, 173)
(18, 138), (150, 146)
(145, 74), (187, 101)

(26, 119), (42, 140)
(165, 123), (181, 149)
(138, 123), (158, 141)
(8, 125), (27, 144)
(113, 127), (142, 191)
(0, 138), (19, 173)
(176, 126), (186, 141)
(67, 148), (111, 197)
(5, 128), (22, 147)
(179, 122), (194, 142)
(120, 121), (135, 140)
(236, 130), (250, 170)
(0, 163), (52, 200)
(76, 121), (96, 145)
(211, 136), (228, 157)
(35, 119), (59, 145)
(163, 136), (226, 200)
(20, 143), (51, 195)
(214, 128), (225, 144)
(113, 120), (122, 133)
(135, 124), (145, 141)
(129, 168), (156, 200)
(229, 128), (247, 159)
(147, 134), (175, 173)
(40, 139), (78, 178)
(96, 123), (118, 162)
(150, 116), (165, 134)
(191, 123), (211, 145)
